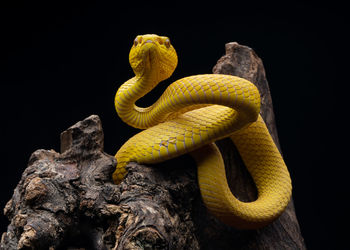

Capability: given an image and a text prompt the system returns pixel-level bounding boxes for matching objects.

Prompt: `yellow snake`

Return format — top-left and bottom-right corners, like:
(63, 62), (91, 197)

(113, 34), (292, 229)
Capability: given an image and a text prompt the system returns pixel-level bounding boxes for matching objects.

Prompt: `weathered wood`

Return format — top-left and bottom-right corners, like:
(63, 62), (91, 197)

(211, 42), (305, 249)
(1, 42), (305, 249)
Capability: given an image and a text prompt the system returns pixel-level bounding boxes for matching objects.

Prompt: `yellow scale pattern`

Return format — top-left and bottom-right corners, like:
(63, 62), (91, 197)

(113, 34), (292, 229)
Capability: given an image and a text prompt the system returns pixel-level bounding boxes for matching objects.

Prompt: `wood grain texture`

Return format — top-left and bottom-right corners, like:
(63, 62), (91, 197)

(1, 43), (306, 249)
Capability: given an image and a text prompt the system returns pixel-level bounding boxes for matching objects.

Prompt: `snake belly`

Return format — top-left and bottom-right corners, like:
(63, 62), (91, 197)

(113, 34), (292, 229)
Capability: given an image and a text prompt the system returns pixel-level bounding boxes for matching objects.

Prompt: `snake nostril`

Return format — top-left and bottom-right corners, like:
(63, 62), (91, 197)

(157, 38), (163, 45)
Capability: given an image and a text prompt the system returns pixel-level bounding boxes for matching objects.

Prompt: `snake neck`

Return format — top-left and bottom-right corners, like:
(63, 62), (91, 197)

(115, 72), (162, 129)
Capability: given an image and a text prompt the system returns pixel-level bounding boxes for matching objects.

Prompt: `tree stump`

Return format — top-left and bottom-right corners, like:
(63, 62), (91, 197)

(1, 42), (306, 249)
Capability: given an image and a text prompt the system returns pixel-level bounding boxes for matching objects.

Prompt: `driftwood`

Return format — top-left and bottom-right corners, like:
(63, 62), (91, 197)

(1, 42), (306, 249)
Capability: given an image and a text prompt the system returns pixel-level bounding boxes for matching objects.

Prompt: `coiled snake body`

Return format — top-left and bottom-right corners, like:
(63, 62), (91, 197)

(113, 34), (292, 229)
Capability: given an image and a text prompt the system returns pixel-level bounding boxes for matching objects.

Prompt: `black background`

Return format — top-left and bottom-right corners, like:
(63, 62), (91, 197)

(0, 1), (347, 249)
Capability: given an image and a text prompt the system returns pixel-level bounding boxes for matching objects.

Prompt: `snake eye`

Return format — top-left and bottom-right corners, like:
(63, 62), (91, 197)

(164, 39), (171, 48)
(134, 37), (142, 46)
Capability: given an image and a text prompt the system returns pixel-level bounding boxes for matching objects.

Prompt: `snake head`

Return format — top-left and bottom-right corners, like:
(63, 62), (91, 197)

(129, 34), (178, 81)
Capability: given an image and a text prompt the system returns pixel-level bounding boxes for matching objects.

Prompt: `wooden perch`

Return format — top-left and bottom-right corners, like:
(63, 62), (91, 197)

(1, 42), (306, 249)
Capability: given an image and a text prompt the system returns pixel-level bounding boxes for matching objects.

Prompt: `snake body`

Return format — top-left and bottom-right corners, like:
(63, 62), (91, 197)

(113, 34), (292, 229)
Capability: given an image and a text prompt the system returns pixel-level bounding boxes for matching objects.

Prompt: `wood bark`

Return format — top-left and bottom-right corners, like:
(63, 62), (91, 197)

(1, 42), (306, 249)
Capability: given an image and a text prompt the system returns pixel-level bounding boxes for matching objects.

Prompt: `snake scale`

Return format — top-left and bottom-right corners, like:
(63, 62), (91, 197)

(113, 34), (292, 229)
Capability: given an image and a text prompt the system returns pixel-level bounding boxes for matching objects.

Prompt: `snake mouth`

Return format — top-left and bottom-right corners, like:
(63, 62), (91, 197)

(141, 41), (159, 68)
